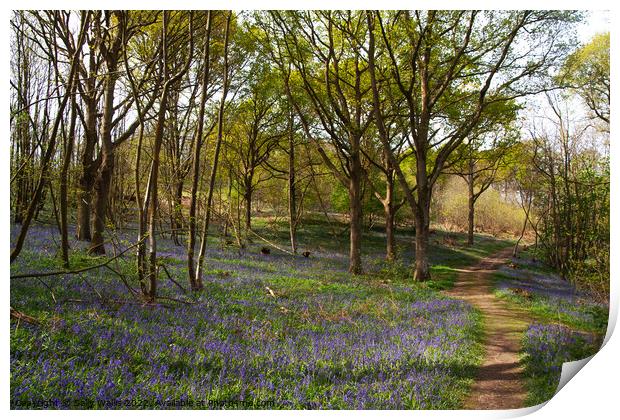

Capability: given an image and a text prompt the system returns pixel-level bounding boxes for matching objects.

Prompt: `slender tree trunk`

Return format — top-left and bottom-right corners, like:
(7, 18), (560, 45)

(514, 191), (532, 257)
(13, 19), (31, 225)
(122, 24), (148, 296)
(196, 11), (231, 284)
(171, 179), (184, 244)
(244, 185), (252, 231)
(146, 88), (170, 301)
(288, 118), (298, 254)
(467, 171), (475, 246)
(146, 11), (194, 301)
(60, 98), (78, 267)
(549, 165), (561, 269)
(137, 164), (151, 295)
(185, 10), (211, 288)
(89, 11), (131, 255)
(348, 144), (363, 274)
(384, 204), (395, 262)
(224, 168), (233, 237)
(384, 166), (395, 261)
(368, 13), (410, 267)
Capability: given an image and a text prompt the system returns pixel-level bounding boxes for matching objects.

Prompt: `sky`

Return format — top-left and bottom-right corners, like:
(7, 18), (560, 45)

(519, 9), (610, 148)
(577, 10), (610, 43)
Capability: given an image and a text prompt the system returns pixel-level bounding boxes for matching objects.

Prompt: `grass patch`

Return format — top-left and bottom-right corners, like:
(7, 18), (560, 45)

(427, 265), (459, 291)
(493, 285), (608, 334)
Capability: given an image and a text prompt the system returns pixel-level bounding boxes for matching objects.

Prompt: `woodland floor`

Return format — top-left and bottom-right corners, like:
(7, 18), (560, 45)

(10, 219), (608, 409)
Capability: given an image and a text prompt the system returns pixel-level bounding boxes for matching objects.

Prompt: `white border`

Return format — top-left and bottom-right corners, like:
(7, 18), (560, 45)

(2, 2), (616, 420)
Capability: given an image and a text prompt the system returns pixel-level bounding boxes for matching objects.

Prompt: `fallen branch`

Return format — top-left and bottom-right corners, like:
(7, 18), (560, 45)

(105, 239), (141, 298)
(103, 263), (140, 298)
(77, 272), (107, 305)
(11, 307), (40, 325)
(156, 295), (196, 305)
(10, 237), (146, 279)
(159, 264), (188, 294)
(62, 297), (171, 309)
(248, 229), (294, 256)
(36, 277), (57, 304)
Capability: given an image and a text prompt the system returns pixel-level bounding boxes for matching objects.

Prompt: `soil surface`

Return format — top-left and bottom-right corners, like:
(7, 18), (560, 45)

(445, 247), (532, 410)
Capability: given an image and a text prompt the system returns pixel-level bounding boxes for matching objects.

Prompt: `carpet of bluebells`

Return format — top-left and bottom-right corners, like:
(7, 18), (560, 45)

(11, 223), (488, 409)
(494, 256), (608, 333)
(521, 323), (599, 406)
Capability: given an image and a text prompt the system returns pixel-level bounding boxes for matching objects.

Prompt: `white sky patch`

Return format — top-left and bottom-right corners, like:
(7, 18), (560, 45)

(577, 10), (610, 43)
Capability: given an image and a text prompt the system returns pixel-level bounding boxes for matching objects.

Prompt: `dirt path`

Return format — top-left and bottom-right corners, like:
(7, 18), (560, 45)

(445, 247), (532, 410)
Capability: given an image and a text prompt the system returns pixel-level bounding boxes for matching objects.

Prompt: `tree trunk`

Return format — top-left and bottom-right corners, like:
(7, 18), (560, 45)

(60, 98), (78, 267)
(384, 201), (395, 262)
(223, 168), (233, 237)
(384, 167), (395, 261)
(13, 21), (32, 225)
(147, 11), (194, 301)
(90, 152), (114, 254)
(187, 11), (212, 291)
(414, 210), (431, 281)
(514, 190), (532, 258)
(414, 155), (431, 281)
(288, 121), (298, 254)
(147, 91), (169, 301)
(89, 67), (118, 255)
(76, 156), (95, 241)
(196, 11), (231, 285)
(244, 186), (252, 231)
(76, 55), (99, 241)
(467, 171), (475, 246)
(171, 179), (184, 245)
(348, 147), (363, 274)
